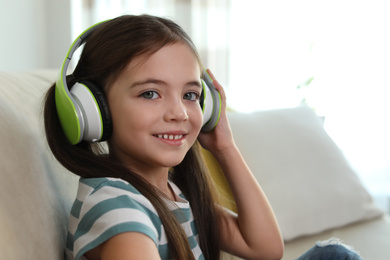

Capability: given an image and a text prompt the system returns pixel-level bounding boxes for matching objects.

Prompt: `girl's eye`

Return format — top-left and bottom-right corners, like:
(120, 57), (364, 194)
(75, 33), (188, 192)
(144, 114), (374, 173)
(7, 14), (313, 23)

(183, 92), (200, 101)
(141, 91), (159, 100)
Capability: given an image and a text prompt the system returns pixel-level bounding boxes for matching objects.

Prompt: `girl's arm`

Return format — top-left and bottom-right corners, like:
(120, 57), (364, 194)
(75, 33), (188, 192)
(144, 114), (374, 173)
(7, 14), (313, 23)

(85, 232), (161, 260)
(198, 70), (284, 260)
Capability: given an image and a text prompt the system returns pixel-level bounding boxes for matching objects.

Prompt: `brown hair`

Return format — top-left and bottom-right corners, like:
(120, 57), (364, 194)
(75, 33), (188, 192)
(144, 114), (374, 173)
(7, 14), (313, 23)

(44, 15), (221, 260)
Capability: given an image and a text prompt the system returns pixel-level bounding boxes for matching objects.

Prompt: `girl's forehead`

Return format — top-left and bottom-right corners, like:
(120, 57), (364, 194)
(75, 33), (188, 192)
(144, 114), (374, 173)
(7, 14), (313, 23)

(107, 43), (202, 90)
(125, 43), (201, 76)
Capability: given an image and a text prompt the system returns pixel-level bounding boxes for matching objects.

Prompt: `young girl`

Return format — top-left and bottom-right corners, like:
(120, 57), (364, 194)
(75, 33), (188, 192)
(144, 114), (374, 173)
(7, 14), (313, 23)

(44, 15), (362, 260)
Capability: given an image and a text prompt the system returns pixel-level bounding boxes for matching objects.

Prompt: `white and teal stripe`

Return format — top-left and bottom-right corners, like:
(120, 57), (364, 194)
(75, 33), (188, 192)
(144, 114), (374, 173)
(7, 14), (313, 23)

(65, 177), (204, 260)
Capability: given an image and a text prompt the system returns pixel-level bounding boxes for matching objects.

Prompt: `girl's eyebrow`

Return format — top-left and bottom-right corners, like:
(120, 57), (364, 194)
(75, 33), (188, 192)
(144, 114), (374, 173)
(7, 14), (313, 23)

(130, 78), (165, 88)
(130, 78), (202, 89)
(187, 80), (202, 89)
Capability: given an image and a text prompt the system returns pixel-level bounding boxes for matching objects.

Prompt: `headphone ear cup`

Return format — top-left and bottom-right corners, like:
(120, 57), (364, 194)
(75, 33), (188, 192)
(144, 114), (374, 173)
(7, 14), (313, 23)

(70, 81), (112, 142)
(82, 81), (112, 141)
(201, 79), (221, 132)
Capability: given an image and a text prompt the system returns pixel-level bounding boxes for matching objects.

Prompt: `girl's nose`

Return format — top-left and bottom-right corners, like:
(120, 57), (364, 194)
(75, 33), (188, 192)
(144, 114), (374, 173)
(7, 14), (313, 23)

(164, 99), (189, 122)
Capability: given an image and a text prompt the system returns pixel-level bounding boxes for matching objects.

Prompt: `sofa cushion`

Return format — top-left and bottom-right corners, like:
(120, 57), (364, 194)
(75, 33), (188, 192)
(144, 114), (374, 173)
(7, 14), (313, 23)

(207, 106), (383, 241)
(0, 71), (78, 259)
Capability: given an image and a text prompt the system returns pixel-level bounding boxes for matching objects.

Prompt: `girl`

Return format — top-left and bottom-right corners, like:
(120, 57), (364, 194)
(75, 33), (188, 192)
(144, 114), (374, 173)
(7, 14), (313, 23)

(44, 15), (362, 260)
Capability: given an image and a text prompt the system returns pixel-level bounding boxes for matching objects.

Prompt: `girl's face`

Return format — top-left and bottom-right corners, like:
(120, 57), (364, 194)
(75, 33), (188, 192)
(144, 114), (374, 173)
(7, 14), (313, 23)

(107, 42), (203, 174)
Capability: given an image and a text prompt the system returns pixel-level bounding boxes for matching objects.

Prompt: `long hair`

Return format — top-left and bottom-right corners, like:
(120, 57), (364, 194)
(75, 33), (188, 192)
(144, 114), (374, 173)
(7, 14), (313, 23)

(44, 15), (221, 260)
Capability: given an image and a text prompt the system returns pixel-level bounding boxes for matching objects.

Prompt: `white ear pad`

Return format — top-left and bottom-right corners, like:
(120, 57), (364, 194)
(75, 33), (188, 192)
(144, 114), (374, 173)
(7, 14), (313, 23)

(70, 83), (103, 142)
(202, 81), (213, 127)
(201, 78), (221, 132)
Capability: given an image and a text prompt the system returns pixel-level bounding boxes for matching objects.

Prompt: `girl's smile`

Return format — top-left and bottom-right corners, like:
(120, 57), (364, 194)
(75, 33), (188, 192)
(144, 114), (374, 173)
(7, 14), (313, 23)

(153, 131), (187, 146)
(106, 42), (203, 175)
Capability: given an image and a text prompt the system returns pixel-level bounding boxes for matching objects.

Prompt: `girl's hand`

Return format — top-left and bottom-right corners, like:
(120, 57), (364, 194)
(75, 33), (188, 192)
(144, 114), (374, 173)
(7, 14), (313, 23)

(198, 69), (235, 155)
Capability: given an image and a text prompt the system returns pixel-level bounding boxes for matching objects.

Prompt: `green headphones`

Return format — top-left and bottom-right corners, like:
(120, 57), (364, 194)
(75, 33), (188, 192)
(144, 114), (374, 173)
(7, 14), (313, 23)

(55, 20), (221, 145)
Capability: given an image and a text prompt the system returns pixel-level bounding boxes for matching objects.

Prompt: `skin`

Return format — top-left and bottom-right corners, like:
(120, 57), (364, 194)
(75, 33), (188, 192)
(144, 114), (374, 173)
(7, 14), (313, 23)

(85, 42), (284, 260)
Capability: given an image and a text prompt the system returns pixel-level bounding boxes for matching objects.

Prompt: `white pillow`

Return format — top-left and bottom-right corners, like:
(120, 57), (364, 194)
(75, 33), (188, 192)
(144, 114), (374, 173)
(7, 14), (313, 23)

(228, 106), (383, 241)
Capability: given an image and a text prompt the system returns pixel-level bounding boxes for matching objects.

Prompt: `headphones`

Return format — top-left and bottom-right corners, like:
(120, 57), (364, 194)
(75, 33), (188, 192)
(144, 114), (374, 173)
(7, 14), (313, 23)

(55, 20), (221, 145)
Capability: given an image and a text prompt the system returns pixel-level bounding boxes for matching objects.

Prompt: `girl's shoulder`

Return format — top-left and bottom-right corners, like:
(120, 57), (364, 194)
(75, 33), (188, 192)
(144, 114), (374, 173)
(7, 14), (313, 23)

(76, 177), (158, 217)
(79, 177), (142, 195)
(68, 177), (162, 260)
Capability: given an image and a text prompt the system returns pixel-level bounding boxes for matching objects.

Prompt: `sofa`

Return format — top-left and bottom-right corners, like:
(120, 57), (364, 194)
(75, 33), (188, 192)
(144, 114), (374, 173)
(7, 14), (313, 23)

(0, 70), (389, 259)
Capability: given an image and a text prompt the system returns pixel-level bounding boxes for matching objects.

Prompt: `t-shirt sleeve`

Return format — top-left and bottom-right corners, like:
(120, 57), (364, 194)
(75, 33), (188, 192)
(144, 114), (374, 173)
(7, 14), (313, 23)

(71, 179), (160, 260)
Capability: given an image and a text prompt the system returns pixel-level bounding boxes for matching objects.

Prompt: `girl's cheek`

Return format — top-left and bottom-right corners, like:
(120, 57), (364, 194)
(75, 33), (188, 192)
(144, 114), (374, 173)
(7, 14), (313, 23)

(195, 110), (204, 131)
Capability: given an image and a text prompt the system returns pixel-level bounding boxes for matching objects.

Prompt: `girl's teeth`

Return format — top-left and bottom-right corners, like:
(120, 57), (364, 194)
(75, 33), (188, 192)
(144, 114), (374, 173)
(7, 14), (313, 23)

(157, 134), (183, 140)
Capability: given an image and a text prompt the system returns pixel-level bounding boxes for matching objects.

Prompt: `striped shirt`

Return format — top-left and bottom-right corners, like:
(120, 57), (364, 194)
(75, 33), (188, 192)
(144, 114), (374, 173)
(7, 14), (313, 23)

(65, 177), (204, 260)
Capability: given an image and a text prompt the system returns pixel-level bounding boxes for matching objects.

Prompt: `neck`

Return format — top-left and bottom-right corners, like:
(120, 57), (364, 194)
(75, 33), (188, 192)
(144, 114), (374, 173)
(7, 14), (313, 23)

(108, 152), (175, 200)
(124, 164), (175, 200)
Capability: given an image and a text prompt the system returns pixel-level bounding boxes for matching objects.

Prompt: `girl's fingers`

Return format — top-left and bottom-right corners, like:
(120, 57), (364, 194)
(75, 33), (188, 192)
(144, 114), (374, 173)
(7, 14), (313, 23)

(205, 68), (226, 105)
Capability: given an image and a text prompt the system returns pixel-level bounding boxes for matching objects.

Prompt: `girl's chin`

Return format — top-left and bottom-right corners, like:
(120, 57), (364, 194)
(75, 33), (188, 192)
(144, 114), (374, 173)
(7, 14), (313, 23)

(166, 158), (186, 168)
